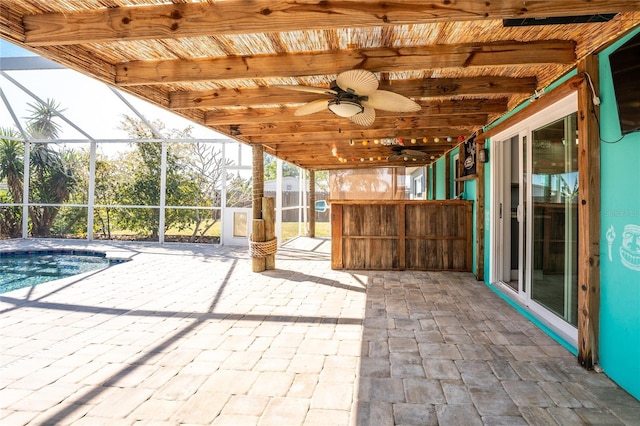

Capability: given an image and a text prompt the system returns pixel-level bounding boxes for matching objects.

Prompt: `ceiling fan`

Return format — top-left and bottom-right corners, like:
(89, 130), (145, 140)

(278, 69), (421, 127)
(387, 145), (429, 162)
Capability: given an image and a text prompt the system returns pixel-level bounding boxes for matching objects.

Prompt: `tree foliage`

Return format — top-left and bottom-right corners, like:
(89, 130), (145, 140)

(0, 108), (280, 242)
(0, 99), (77, 237)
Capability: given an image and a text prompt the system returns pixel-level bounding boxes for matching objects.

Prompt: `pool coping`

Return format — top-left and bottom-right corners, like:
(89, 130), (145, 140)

(0, 249), (130, 264)
(0, 239), (143, 262)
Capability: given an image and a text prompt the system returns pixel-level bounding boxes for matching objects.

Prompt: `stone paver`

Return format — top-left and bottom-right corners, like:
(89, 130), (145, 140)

(0, 238), (639, 425)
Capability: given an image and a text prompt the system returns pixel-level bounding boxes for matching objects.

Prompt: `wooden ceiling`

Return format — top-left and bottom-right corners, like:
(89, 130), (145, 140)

(2, 1), (640, 170)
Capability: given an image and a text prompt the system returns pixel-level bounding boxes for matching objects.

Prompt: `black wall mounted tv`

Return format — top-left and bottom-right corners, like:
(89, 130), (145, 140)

(609, 31), (640, 135)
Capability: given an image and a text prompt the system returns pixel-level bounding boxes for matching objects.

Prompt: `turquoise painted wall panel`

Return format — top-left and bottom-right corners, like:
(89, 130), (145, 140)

(483, 156), (491, 281)
(435, 157), (446, 199)
(428, 166), (433, 200)
(598, 27), (640, 401)
(465, 179), (477, 274)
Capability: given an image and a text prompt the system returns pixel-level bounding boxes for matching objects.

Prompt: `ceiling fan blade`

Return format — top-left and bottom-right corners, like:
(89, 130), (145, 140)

(363, 90), (421, 112)
(294, 99), (330, 116)
(402, 149), (428, 158)
(336, 69), (379, 96)
(387, 153), (403, 162)
(348, 105), (376, 127)
(274, 85), (337, 95)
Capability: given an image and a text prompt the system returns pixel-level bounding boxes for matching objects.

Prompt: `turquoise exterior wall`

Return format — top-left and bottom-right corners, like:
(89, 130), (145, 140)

(427, 165), (433, 200)
(464, 179), (477, 274)
(474, 25), (640, 399)
(597, 27), (640, 400)
(435, 157), (446, 199)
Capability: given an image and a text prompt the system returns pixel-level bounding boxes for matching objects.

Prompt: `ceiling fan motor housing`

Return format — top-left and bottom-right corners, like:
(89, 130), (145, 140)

(327, 82), (367, 117)
(328, 98), (364, 117)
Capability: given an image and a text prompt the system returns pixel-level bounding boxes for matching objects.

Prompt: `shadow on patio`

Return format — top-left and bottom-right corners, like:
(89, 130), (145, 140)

(0, 237), (638, 425)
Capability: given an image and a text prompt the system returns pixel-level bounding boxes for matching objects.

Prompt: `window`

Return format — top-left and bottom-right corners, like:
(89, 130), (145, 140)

(414, 175), (423, 198)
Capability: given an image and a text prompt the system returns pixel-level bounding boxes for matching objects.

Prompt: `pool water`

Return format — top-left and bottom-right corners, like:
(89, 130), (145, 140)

(0, 251), (116, 294)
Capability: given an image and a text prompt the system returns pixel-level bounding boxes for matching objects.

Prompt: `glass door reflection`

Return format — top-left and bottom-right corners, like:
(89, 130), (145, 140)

(530, 113), (578, 326)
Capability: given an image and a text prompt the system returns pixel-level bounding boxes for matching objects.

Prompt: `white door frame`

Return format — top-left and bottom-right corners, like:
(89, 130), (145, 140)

(221, 207), (252, 246)
(489, 92), (579, 345)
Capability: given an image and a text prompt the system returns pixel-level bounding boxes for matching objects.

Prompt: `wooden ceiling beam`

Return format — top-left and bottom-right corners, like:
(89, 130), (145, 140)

(204, 98), (508, 125)
(271, 146), (457, 159)
(23, 1), (640, 46)
(116, 40), (573, 85)
(279, 157), (442, 170)
(243, 128), (475, 144)
(170, 77), (535, 109)
(221, 114), (487, 136)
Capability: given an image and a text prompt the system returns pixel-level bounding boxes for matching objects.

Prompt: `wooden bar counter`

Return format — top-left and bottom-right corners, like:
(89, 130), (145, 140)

(330, 199), (473, 271)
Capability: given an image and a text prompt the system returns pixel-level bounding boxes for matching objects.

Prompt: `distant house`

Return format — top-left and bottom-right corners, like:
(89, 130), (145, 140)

(264, 176), (306, 192)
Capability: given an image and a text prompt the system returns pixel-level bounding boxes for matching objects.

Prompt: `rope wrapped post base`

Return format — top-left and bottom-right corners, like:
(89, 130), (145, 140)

(262, 197), (276, 270)
(251, 219), (266, 272)
(251, 197), (276, 272)
(249, 237), (278, 259)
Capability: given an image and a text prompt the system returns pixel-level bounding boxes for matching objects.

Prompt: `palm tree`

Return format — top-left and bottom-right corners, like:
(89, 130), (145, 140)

(0, 127), (24, 203)
(0, 128), (24, 238)
(25, 99), (63, 140)
(24, 99), (76, 236)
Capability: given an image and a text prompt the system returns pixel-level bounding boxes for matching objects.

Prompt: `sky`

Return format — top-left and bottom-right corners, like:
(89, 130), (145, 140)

(0, 40), (229, 142)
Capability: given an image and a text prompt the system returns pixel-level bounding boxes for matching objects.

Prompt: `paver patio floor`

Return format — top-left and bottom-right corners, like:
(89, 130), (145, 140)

(1, 238), (638, 425)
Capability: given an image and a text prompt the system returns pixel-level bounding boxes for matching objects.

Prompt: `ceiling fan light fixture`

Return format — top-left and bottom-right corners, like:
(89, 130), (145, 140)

(328, 99), (364, 117)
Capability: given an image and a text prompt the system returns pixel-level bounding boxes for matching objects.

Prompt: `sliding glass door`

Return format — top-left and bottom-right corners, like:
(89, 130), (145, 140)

(530, 113), (579, 326)
(491, 93), (579, 341)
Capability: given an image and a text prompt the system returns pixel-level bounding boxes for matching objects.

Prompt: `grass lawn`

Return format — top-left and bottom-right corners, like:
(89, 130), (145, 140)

(162, 221), (330, 242)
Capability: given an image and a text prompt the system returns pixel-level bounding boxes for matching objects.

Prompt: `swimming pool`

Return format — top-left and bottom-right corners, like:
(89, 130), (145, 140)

(0, 250), (122, 294)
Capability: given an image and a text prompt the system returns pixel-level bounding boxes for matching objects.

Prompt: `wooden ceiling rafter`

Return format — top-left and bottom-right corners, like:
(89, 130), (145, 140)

(203, 98), (509, 125)
(244, 128), (476, 144)
(222, 114), (488, 137)
(168, 76), (537, 109)
(5, 2), (640, 171)
(115, 40), (575, 85)
(271, 145), (459, 158)
(22, 1), (639, 46)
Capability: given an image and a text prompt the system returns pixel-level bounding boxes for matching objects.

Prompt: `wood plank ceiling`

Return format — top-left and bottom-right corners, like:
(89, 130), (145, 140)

(2, 1), (640, 170)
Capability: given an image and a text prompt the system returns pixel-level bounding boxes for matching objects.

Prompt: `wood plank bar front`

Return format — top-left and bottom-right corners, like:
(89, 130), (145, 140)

(329, 199), (473, 271)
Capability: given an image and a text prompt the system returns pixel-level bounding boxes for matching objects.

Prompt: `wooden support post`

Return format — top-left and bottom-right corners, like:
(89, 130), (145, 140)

(252, 219), (266, 272)
(308, 170), (316, 237)
(431, 165), (436, 200)
(465, 202), (473, 271)
(252, 144), (264, 220)
(262, 197), (276, 270)
(475, 139), (485, 281)
(252, 144), (265, 272)
(331, 204), (343, 269)
(398, 203), (406, 270)
(577, 56), (601, 369)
